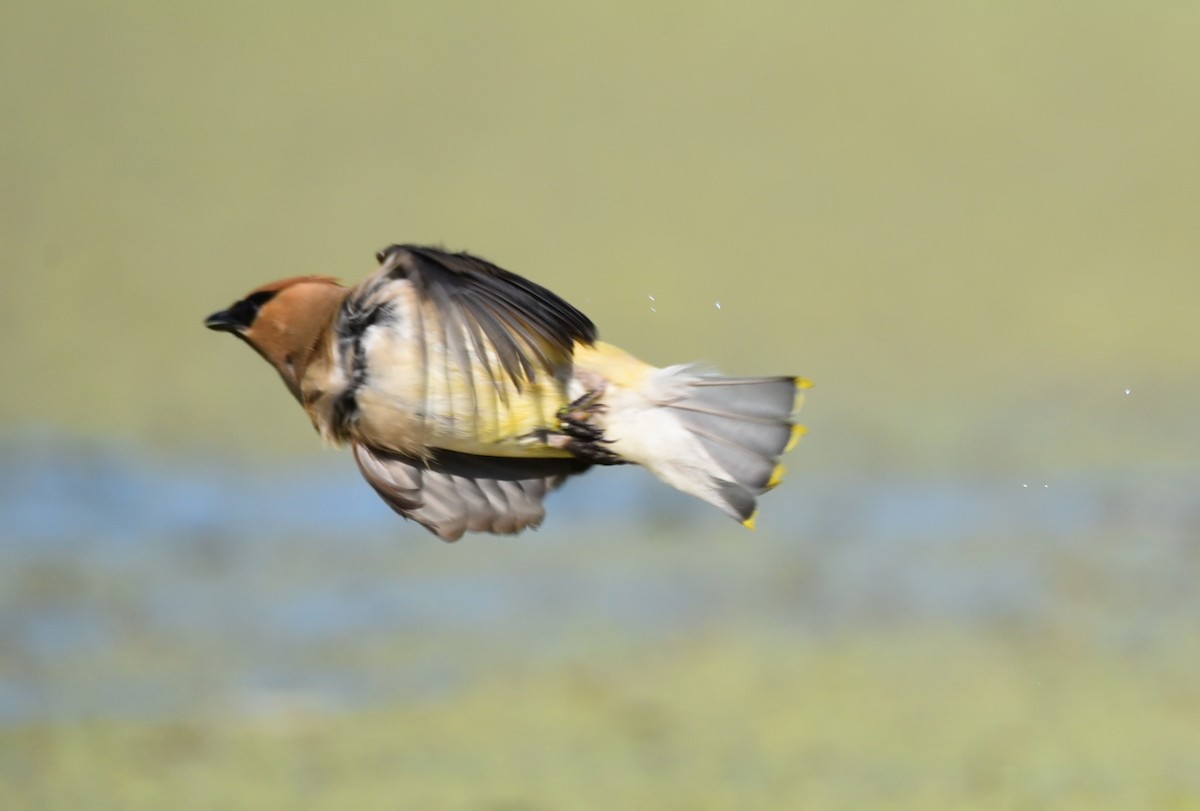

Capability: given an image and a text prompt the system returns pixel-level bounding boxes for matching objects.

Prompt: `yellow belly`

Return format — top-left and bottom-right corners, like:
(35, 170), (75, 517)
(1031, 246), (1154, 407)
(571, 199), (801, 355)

(352, 355), (572, 458)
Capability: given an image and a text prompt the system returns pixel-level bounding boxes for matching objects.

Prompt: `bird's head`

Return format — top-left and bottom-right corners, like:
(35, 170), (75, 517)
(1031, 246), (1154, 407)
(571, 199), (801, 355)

(205, 275), (346, 401)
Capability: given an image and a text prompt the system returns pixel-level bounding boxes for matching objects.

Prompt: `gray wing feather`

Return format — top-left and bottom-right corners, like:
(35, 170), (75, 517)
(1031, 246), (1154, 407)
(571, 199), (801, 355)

(353, 444), (589, 541)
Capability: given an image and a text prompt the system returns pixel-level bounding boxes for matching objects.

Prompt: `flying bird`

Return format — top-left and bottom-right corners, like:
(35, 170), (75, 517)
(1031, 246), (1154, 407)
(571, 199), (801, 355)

(205, 244), (809, 541)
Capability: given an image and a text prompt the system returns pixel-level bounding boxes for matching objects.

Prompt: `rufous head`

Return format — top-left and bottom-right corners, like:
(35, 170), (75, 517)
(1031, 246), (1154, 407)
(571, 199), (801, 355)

(205, 275), (346, 401)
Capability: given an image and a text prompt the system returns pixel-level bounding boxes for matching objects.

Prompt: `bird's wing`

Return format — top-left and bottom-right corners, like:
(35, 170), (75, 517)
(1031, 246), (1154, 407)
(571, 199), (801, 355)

(370, 244), (595, 393)
(353, 443), (588, 541)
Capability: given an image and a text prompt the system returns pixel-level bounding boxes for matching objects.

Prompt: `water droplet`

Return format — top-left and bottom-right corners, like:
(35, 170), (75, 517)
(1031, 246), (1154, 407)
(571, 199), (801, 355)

(1022, 483), (1028, 488)
(715, 301), (722, 310)
(648, 295), (655, 302)
(1124, 388), (1131, 396)
(650, 307), (657, 313)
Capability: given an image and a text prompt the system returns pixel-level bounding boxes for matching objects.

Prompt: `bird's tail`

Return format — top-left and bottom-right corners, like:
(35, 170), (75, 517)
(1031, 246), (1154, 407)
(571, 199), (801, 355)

(581, 344), (809, 527)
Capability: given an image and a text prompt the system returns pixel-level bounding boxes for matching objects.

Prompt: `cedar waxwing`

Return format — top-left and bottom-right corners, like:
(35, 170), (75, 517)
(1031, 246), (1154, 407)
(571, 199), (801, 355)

(205, 244), (809, 541)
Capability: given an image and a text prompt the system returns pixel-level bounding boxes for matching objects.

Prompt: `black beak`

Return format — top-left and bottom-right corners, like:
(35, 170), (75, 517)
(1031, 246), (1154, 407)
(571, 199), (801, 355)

(204, 309), (241, 333)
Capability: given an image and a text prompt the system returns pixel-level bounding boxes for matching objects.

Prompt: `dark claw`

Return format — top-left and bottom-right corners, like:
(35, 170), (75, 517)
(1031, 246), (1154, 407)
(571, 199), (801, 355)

(566, 439), (626, 465)
(560, 417), (604, 441)
(557, 387), (609, 441)
(557, 390), (606, 421)
(551, 387), (622, 463)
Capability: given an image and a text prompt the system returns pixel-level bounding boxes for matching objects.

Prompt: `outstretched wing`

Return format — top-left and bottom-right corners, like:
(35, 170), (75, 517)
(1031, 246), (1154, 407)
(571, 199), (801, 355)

(373, 244), (595, 393)
(354, 443), (589, 541)
(326, 245), (598, 453)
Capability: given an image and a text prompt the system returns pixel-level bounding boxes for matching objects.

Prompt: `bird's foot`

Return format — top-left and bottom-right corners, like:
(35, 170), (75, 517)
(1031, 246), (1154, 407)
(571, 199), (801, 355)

(562, 437), (626, 465)
(557, 388), (608, 441)
(541, 431), (624, 464)
(541, 389), (626, 466)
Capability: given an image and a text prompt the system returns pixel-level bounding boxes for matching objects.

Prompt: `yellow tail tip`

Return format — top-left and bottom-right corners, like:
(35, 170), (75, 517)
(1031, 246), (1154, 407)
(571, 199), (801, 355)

(766, 463), (787, 490)
(785, 424), (808, 452)
(742, 511), (758, 530)
(792, 378), (813, 413)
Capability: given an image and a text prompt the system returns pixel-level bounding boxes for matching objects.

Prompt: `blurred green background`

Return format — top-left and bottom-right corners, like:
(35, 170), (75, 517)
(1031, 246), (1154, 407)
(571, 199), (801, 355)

(3, 2), (1200, 808)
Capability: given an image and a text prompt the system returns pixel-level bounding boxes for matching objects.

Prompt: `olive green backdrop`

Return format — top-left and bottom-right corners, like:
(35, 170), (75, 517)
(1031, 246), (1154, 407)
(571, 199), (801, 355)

(3, 3), (1199, 808)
